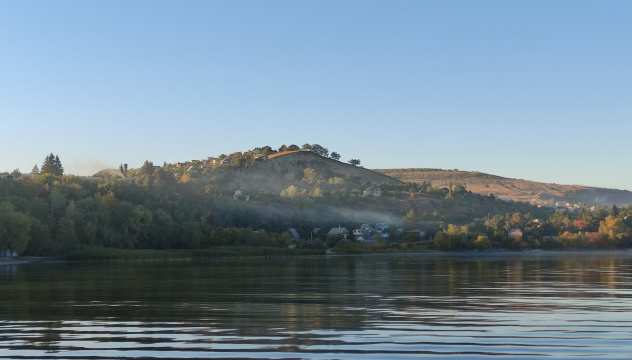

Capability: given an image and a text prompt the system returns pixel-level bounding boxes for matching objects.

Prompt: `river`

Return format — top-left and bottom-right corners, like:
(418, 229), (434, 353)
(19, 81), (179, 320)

(1, 251), (631, 359)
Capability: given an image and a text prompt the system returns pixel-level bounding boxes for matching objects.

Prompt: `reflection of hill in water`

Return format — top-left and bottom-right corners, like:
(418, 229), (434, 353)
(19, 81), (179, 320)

(377, 168), (632, 206)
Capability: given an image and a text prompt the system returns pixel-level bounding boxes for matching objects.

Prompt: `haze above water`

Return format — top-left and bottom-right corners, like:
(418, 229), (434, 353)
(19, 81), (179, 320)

(2, 252), (632, 359)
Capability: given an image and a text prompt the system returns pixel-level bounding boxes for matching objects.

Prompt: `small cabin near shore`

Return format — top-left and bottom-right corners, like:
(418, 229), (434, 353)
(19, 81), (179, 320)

(0, 249), (18, 257)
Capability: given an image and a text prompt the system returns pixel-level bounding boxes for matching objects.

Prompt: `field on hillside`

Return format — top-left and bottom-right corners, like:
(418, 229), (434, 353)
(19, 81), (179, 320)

(375, 168), (632, 207)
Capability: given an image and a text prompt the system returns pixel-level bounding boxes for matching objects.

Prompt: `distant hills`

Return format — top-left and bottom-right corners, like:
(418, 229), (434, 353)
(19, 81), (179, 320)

(375, 168), (632, 207)
(96, 150), (631, 209)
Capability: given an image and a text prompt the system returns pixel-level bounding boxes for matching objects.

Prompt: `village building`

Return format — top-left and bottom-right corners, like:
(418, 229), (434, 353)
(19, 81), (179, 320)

(363, 186), (381, 197)
(327, 227), (349, 239)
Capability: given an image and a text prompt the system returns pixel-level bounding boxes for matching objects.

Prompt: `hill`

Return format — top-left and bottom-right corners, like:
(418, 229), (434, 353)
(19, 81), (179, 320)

(375, 168), (632, 207)
(204, 151), (403, 194)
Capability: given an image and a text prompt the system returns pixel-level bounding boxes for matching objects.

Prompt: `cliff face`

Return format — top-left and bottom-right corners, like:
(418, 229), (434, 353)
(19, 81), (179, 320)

(206, 151), (403, 193)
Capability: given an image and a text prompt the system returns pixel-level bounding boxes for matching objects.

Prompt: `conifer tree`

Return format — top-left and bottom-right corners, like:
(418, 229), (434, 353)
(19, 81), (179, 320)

(54, 155), (64, 175)
(41, 153), (64, 176)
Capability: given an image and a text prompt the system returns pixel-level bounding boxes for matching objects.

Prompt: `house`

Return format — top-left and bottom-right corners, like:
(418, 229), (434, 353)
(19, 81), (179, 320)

(327, 227), (349, 239)
(186, 166), (198, 172)
(0, 249), (18, 257)
(199, 164), (212, 169)
(360, 224), (375, 234)
(363, 186), (381, 197)
(352, 228), (363, 236)
(288, 228), (301, 241)
(508, 228), (523, 239)
(232, 190), (249, 201)
(375, 223), (390, 233)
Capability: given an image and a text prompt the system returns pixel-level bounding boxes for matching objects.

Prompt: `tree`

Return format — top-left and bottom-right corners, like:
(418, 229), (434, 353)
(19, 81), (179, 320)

(31, 164), (39, 174)
(610, 204), (619, 217)
(556, 231), (589, 249)
(280, 185), (303, 199)
(330, 152), (341, 161)
(119, 163), (127, 177)
(375, 232), (384, 246)
(327, 177), (345, 187)
(348, 159), (361, 166)
(10, 169), (21, 178)
(0, 202), (32, 254)
(303, 168), (321, 184)
(473, 235), (491, 250)
(404, 209), (417, 228)
(54, 155), (64, 175)
(445, 224), (468, 250)
(41, 153), (64, 176)
(488, 215), (505, 231)
(310, 144), (329, 157)
(433, 231), (452, 250)
(310, 187), (324, 197)
(179, 173), (193, 183)
(453, 183), (467, 195)
(259, 146), (274, 156)
(598, 216), (627, 248)
(139, 160), (155, 175)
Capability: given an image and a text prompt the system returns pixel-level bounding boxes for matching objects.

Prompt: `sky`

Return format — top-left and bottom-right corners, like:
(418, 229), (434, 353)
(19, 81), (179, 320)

(1, 1), (631, 190)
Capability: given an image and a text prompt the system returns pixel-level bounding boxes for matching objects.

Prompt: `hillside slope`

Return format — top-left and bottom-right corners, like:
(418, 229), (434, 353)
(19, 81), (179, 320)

(375, 168), (632, 207)
(206, 151), (403, 193)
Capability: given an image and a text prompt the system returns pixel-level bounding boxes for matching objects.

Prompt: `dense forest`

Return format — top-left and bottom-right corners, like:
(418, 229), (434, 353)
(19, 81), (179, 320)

(1, 149), (631, 256)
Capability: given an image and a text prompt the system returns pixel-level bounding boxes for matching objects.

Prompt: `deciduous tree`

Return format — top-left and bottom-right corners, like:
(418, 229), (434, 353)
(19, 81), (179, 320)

(0, 202), (32, 254)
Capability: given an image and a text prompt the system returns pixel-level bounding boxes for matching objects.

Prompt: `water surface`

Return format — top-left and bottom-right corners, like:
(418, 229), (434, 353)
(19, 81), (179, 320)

(1, 252), (631, 359)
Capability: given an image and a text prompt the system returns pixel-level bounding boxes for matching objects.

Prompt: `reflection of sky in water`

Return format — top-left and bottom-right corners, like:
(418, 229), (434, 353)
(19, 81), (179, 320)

(1, 254), (632, 359)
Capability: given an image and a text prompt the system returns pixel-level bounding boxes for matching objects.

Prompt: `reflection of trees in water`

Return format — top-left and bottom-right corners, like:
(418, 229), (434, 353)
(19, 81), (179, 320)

(2, 255), (630, 334)
(0, 264), (18, 277)
(25, 321), (62, 353)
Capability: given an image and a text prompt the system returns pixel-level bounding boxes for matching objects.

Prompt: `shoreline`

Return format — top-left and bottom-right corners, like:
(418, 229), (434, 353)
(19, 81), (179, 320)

(2, 249), (631, 266)
(0, 257), (63, 266)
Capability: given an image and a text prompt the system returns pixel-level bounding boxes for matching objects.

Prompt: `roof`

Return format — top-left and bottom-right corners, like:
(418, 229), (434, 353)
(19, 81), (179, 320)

(288, 228), (300, 240)
(327, 227), (348, 236)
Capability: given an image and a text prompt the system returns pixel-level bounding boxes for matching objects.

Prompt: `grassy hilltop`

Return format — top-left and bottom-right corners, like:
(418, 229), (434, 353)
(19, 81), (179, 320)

(203, 150), (402, 194)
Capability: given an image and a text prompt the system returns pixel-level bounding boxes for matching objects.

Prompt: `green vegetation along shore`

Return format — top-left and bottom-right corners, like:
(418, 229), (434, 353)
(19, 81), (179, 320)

(2, 146), (632, 259)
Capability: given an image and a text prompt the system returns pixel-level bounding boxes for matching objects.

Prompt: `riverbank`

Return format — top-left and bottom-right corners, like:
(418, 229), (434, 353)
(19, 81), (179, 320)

(0, 256), (63, 266)
(65, 247), (326, 262)
(4, 248), (630, 265)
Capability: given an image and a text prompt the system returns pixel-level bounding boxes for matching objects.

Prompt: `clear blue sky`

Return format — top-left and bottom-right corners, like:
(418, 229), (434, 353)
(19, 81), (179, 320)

(2, 1), (631, 190)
